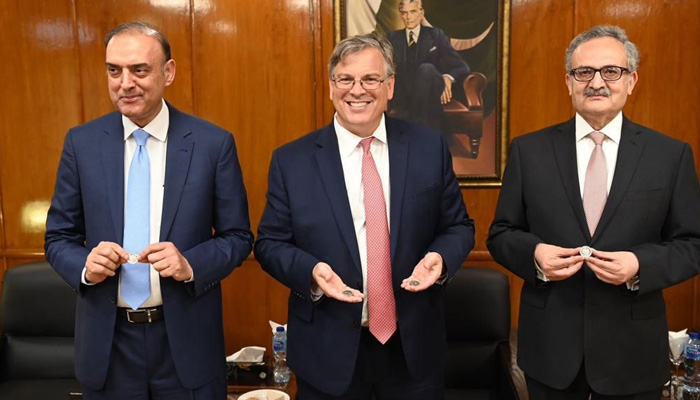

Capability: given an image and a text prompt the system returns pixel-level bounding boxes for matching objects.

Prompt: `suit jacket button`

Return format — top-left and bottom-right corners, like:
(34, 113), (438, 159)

(109, 297), (116, 304)
(352, 321), (360, 329)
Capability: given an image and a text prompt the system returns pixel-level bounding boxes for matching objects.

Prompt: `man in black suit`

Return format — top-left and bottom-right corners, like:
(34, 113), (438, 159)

(487, 25), (700, 399)
(387, 0), (469, 133)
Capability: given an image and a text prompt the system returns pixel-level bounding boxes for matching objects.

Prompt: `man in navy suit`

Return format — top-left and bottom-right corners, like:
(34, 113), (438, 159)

(387, 0), (469, 133)
(488, 25), (700, 398)
(45, 22), (253, 399)
(255, 32), (474, 399)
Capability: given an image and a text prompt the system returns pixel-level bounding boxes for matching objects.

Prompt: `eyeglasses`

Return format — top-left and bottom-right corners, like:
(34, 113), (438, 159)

(331, 76), (390, 90)
(569, 66), (629, 82)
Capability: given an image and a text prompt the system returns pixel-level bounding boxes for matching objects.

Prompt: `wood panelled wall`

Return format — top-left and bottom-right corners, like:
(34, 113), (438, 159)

(1, 0), (698, 354)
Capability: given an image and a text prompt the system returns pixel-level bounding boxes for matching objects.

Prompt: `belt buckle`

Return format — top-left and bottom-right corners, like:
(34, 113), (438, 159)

(126, 309), (138, 323)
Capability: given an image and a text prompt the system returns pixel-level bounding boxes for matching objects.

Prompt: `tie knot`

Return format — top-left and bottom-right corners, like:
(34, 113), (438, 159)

(360, 137), (375, 154)
(589, 131), (605, 146)
(133, 129), (149, 147)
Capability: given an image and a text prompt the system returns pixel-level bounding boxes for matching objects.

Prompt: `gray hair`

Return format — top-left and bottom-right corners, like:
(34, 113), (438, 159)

(105, 21), (172, 62)
(328, 32), (396, 78)
(565, 25), (639, 73)
(398, 0), (423, 11)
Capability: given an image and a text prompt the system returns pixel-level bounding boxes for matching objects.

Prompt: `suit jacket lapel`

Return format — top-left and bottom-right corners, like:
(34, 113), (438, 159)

(593, 116), (644, 241)
(551, 119), (590, 240)
(416, 27), (434, 63)
(386, 118), (408, 262)
(100, 113), (125, 243)
(160, 104), (194, 241)
(314, 124), (362, 273)
(395, 31), (407, 67)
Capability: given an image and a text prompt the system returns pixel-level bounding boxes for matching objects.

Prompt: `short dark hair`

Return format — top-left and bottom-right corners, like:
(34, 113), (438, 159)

(565, 25), (639, 72)
(105, 21), (172, 62)
(328, 32), (395, 78)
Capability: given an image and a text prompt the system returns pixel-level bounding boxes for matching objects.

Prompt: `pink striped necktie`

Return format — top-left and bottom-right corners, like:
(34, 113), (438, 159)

(360, 137), (396, 344)
(583, 131), (608, 236)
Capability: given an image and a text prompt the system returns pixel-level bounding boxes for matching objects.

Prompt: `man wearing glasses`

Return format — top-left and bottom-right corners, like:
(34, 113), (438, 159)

(488, 25), (700, 398)
(255, 32), (474, 399)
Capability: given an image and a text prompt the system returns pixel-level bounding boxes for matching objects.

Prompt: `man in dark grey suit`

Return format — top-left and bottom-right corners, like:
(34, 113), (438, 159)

(488, 25), (700, 399)
(387, 0), (469, 133)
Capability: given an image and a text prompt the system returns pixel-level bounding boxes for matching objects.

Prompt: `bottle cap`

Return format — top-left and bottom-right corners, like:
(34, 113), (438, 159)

(691, 332), (699, 339)
(276, 326), (285, 332)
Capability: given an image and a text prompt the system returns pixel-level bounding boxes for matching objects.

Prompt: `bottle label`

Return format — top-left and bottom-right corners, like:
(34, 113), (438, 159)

(686, 346), (700, 360)
(273, 339), (286, 352)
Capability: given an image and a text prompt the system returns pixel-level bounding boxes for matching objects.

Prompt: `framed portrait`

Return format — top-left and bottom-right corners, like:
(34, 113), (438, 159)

(335, 0), (510, 187)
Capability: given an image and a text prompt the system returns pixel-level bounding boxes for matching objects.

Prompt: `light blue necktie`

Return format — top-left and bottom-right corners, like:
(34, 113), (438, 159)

(121, 129), (151, 310)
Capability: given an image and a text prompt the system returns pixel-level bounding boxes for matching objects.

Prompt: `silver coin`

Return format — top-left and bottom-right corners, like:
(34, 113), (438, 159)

(409, 280), (420, 286)
(342, 290), (354, 297)
(127, 253), (140, 264)
(579, 246), (593, 258)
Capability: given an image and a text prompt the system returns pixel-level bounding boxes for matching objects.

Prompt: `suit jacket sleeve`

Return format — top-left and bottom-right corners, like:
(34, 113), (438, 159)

(45, 130), (91, 292)
(254, 151), (320, 298)
(487, 138), (543, 285)
(631, 143), (700, 294)
(180, 132), (253, 297)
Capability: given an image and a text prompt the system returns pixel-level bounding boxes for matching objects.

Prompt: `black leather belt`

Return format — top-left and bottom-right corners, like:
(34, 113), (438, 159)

(118, 306), (163, 323)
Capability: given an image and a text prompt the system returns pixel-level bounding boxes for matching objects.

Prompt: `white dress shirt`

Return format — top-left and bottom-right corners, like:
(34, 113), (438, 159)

(334, 114), (390, 326)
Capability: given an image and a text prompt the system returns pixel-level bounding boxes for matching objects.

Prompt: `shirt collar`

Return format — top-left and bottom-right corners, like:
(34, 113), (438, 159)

(406, 25), (421, 42)
(123, 99), (169, 143)
(334, 113), (388, 157)
(575, 111), (622, 144)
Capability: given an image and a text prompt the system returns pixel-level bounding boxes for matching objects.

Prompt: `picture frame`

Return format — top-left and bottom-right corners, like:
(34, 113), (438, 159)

(335, 0), (510, 187)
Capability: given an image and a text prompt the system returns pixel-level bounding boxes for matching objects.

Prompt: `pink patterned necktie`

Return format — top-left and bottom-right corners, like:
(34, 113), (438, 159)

(360, 137), (396, 344)
(583, 131), (608, 236)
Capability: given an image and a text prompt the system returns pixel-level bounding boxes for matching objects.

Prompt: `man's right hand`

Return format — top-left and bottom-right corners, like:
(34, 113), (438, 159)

(312, 262), (364, 303)
(534, 243), (584, 281)
(85, 241), (128, 284)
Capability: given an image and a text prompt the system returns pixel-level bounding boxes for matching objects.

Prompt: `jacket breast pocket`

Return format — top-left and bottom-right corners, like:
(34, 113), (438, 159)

(625, 188), (665, 200)
(413, 183), (440, 204)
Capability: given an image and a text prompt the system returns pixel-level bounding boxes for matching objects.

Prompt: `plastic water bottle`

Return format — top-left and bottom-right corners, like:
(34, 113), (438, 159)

(683, 332), (700, 399)
(272, 326), (291, 384)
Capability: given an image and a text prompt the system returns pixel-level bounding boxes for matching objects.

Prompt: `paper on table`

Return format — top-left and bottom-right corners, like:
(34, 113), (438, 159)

(669, 329), (689, 360)
(226, 346), (266, 363)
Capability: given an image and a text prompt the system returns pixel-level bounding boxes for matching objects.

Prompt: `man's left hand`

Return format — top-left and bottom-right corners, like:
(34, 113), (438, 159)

(401, 252), (443, 292)
(586, 250), (639, 285)
(141, 242), (193, 282)
(440, 76), (453, 104)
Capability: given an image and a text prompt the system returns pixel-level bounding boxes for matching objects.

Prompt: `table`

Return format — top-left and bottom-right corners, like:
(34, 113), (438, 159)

(227, 372), (297, 399)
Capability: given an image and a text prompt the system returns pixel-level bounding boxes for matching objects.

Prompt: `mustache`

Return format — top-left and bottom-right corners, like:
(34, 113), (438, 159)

(584, 87), (611, 97)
